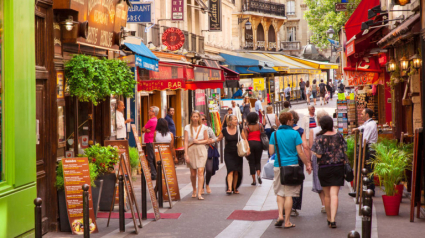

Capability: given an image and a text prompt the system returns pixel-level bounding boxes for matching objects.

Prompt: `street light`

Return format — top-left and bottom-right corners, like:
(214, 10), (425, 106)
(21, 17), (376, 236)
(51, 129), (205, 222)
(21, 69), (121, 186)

(400, 56), (409, 71)
(326, 26), (335, 38)
(410, 54), (422, 69)
(386, 58), (396, 73)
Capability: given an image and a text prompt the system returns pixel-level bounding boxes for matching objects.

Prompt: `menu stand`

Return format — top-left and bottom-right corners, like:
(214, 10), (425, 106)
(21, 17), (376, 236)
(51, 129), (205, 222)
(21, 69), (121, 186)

(156, 145), (173, 208)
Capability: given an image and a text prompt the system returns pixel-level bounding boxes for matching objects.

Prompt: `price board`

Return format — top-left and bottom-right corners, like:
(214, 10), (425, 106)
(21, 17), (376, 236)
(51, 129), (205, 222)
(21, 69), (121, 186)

(154, 143), (181, 201)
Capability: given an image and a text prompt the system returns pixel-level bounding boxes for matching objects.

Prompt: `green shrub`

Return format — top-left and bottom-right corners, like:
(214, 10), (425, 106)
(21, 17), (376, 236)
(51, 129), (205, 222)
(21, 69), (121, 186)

(83, 144), (119, 174)
(129, 147), (140, 170)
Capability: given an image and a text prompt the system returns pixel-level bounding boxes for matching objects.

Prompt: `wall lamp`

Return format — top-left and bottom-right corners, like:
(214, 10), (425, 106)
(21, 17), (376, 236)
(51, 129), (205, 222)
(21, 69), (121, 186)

(368, 4), (412, 19)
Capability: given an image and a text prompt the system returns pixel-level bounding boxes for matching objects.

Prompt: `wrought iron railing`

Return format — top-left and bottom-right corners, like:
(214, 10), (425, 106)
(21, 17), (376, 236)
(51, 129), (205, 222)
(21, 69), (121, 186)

(243, 0), (285, 17)
(280, 41), (301, 50)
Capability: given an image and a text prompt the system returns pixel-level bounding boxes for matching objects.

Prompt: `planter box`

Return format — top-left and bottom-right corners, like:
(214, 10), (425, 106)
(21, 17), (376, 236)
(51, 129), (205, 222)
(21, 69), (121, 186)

(97, 173), (117, 211)
(382, 195), (402, 216)
(58, 180), (103, 232)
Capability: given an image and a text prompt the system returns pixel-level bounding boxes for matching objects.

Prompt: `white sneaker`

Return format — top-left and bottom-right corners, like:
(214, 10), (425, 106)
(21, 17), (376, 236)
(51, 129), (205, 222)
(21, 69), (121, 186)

(321, 206), (326, 213)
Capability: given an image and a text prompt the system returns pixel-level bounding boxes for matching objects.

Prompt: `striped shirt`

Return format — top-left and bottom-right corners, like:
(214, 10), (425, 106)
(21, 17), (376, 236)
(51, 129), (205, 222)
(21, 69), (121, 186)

(309, 116), (317, 129)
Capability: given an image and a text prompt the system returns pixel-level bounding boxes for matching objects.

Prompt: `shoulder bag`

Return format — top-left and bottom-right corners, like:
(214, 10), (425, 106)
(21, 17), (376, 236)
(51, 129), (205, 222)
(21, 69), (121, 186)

(237, 127), (248, 157)
(339, 133), (354, 182)
(259, 124), (269, 150)
(266, 114), (277, 132)
(187, 125), (203, 149)
(274, 131), (305, 185)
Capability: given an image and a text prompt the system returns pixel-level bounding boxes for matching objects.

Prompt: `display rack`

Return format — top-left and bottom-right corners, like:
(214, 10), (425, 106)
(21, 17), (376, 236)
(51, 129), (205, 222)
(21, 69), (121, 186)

(347, 100), (357, 135)
(337, 100), (348, 135)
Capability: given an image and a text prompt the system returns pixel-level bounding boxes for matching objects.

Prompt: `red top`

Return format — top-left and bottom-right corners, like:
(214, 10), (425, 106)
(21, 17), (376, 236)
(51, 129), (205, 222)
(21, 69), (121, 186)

(247, 127), (261, 141)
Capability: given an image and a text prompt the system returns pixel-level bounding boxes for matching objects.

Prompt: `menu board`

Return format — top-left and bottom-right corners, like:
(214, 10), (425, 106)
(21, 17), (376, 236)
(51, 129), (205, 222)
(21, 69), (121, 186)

(154, 143), (181, 201)
(131, 125), (161, 220)
(62, 158), (98, 235)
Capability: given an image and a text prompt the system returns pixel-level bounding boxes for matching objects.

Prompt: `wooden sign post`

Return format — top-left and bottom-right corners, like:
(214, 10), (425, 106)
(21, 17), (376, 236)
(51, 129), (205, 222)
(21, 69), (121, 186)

(131, 125), (161, 220)
(154, 143), (181, 202)
(62, 158), (98, 235)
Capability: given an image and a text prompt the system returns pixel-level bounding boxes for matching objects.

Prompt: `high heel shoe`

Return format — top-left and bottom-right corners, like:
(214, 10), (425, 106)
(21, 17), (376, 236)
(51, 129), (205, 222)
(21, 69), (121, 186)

(330, 222), (337, 228)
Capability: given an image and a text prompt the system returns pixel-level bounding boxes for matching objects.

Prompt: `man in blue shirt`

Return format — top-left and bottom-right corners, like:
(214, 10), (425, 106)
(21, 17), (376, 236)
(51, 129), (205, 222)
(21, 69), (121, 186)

(165, 107), (176, 136)
(255, 95), (263, 115)
(232, 84), (243, 99)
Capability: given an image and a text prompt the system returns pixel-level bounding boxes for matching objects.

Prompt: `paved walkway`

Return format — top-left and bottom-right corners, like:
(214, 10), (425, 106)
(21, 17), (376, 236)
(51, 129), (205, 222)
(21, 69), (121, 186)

(45, 98), (425, 237)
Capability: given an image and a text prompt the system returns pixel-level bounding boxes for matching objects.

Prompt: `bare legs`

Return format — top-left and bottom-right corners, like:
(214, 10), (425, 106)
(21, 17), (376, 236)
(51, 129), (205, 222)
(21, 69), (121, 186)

(313, 98), (317, 105)
(322, 186), (340, 222)
(190, 167), (205, 199)
(276, 195), (294, 227)
(227, 171), (239, 193)
(319, 191), (325, 206)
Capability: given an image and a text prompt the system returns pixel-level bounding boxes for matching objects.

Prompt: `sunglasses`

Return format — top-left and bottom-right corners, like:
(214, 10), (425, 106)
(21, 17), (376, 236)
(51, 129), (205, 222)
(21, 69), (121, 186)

(202, 119), (207, 121)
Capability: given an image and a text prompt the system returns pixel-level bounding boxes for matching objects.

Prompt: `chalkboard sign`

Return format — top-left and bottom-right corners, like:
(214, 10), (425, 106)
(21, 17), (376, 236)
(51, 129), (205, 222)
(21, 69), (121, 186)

(154, 143), (181, 201)
(62, 158), (99, 235)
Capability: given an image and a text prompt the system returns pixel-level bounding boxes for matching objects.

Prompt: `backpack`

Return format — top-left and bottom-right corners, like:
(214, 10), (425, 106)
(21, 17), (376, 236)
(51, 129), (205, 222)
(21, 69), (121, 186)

(338, 83), (345, 93)
(319, 84), (326, 93)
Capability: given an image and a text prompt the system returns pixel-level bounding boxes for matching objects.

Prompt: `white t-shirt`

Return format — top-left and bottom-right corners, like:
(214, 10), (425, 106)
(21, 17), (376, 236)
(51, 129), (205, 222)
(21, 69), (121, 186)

(155, 132), (172, 143)
(264, 114), (277, 129)
(116, 111), (126, 139)
(184, 124), (207, 143)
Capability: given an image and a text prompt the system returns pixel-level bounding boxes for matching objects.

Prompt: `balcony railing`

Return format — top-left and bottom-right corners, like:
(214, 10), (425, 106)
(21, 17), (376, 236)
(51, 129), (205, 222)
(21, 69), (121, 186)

(243, 0), (285, 18)
(280, 41), (301, 50)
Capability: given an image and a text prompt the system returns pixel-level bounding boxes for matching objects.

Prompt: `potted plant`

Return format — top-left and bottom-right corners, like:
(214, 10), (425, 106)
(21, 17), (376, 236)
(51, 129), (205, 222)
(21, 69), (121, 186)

(129, 147), (141, 179)
(56, 161), (101, 232)
(83, 144), (120, 211)
(369, 141), (413, 216)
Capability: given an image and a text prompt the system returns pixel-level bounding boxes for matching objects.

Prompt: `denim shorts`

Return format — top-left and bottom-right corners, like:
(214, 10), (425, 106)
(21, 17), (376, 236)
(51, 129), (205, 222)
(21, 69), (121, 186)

(312, 91), (317, 98)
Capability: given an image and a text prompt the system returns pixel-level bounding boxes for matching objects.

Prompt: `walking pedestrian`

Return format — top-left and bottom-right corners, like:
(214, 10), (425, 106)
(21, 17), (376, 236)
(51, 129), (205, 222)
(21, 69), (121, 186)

(311, 79), (318, 106)
(319, 80), (327, 106)
(309, 110), (330, 213)
(244, 112), (264, 186)
(311, 116), (347, 228)
(306, 81), (311, 105)
(255, 95), (264, 124)
(263, 105), (279, 139)
(201, 115), (219, 194)
(288, 110), (310, 217)
(231, 100), (242, 123)
(142, 106), (159, 180)
(215, 115), (250, 194)
(299, 78), (306, 101)
(154, 118), (176, 159)
(327, 81), (334, 100)
(222, 108), (233, 128)
(302, 105), (317, 146)
(242, 96), (252, 125)
(269, 112), (312, 228)
(184, 111), (209, 200)
(284, 84), (292, 108)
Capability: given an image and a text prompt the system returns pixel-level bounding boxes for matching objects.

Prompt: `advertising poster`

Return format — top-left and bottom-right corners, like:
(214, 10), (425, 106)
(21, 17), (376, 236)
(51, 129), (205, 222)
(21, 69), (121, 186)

(253, 78), (265, 91)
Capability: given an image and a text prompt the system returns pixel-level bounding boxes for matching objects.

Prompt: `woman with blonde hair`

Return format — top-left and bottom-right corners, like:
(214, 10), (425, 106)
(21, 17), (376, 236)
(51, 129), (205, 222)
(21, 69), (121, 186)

(215, 115), (250, 194)
(184, 111), (209, 200)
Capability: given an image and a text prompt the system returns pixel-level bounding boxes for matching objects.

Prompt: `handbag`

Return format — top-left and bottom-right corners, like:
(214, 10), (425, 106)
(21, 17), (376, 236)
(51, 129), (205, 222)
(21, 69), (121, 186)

(259, 124), (269, 150)
(344, 163), (354, 182)
(236, 127), (248, 157)
(266, 115), (277, 132)
(274, 131), (305, 185)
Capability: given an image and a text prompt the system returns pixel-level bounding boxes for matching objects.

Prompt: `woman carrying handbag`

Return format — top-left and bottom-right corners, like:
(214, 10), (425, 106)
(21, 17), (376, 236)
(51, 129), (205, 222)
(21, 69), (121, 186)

(269, 112), (312, 229)
(244, 112), (264, 186)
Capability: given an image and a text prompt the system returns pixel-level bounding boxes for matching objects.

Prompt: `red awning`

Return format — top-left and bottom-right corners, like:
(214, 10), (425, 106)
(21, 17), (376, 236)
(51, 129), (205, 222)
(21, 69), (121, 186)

(345, 0), (380, 42)
(221, 66), (240, 88)
(185, 65), (224, 90)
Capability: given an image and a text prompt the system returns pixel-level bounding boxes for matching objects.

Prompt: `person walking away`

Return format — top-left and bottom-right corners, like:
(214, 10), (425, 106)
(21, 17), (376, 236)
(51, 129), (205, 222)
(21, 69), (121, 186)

(263, 105), (279, 140)
(279, 101), (290, 118)
(299, 78), (306, 101)
(154, 118), (176, 160)
(319, 80), (327, 106)
(222, 108), (233, 128)
(288, 110), (311, 217)
(184, 111), (209, 200)
(349, 108), (377, 196)
(215, 115), (250, 194)
(255, 95), (264, 124)
(269, 112), (312, 228)
(309, 110), (330, 213)
(244, 112), (264, 186)
(116, 100), (133, 140)
(201, 115), (219, 194)
(338, 80), (345, 94)
(301, 105), (317, 146)
(242, 96), (252, 126)
(231, 100), (242, 123)
(311, 79), (318, 106)
(328, 81), (334, 100)
(142, 106), (159, 180)
(164, 107), (176, 138)
(311, 116), (347, 228)
(284, 84), (292, 108)
(305, 81), (311, 105)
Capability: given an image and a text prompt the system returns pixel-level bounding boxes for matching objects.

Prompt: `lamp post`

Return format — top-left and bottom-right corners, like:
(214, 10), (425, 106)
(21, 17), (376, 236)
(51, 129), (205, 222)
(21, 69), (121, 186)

(326, 25), (338, 63)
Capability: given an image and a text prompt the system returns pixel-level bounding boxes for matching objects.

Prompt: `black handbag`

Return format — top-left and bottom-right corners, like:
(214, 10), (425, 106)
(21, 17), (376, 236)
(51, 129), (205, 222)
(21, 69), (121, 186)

(274, 130), (305, 185)
(260, 124), (269, 150)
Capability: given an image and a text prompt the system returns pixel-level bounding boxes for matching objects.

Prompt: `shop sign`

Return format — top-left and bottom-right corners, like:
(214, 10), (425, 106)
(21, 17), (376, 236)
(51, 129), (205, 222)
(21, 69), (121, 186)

(57, 72), (64, 98)
(154, 143), (181, 201)
(347, 41), (355, 57)
(127, 3), (152, 23)
(171, 0), (184, 21)
(344, 70), (380, 86)
(62, 158), (98, 235)
(138, 79), (186, 91)
(162, 28), (185, 51)
(378, 54), (387, 66)
(245, 28), (254, 49)
(209, 0), (221, 31)
(253, 78), (265, 91)
(195, 89), (206, 106)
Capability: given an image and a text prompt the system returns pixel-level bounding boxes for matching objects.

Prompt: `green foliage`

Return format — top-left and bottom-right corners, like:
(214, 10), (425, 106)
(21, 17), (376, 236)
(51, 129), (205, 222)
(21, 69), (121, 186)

(304, 0), (361, 49)
(55, 160), (99, 190)
(65, 54), (135, 106)
(129, 147), (140, 170)
(369, 140), (413, 196)
(84, 144), (120, 174)
(345, 136), (355, 167)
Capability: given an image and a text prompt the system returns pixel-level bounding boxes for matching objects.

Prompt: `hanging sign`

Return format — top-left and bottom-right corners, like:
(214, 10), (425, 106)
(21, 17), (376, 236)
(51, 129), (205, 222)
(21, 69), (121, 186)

(344, 71), (380, 86)
(253, 78), (265, 91)
(162, 28), (185, 51)
(209, 0), (222, 31)
(346, 41), (355, 57)
(62, 158), (98, 235)
(127, 3), (152, 23)
(171, 0), (184, 21)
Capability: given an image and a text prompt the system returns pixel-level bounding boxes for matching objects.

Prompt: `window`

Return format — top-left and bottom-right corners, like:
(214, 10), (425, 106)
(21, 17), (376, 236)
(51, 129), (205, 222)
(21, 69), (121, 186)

(287, 1), (295, 15)
(287, 27), (296, 42)
(0, 1), (3, 181)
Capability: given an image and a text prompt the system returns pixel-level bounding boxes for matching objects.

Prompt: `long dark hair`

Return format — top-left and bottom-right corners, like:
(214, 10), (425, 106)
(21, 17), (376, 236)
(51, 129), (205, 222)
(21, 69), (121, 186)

(317, 116), (334, 136)
(306, 81), (310, 87)
(155, 118), (170, 136)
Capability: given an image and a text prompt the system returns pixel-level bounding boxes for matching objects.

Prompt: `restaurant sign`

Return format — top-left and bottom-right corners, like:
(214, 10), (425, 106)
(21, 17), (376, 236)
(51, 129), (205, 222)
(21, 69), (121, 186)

(172, 0), (184, 21)
(162, 28), (185, 51)
(209, 0), (222, 31)
(344, 70), (380, 86)
(127, 3), (152, 23)
(138, 79), (186, 92)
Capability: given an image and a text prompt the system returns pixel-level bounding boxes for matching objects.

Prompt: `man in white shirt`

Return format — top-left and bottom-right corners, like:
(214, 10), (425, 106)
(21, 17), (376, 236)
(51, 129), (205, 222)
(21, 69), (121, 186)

(231, 100), (242, 123)
(116, 100), (133, 140)
(302, 105), (317, 143)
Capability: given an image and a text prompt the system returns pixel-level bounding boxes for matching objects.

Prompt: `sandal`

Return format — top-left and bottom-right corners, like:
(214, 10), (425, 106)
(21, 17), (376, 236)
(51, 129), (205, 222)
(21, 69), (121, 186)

(233, 190), (240, 194)
(198, 196), (204, 200)
(284, 223), (296, 229)
(191, 192), (197, 198)
(251, 182), (256, 186)
(226, 190), (232, 195)
(258, 177), (262, 185)
(274, 219), (284, 227)
(206, 187), (211, 194)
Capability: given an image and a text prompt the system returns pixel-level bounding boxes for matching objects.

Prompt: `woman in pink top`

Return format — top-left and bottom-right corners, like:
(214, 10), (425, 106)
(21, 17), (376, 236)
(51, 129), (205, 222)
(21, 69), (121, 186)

(142, 106), (158, 180)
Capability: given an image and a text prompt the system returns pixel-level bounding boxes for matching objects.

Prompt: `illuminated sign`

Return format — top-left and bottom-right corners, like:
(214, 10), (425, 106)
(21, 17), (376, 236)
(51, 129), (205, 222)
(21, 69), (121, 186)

(162, 28), (185, 51)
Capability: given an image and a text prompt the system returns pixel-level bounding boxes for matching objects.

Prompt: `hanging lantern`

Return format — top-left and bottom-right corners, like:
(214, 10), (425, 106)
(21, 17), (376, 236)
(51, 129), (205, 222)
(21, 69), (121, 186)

(410, 54), (422, 69)
(386, 58), (396, 73)
(400, 56), (409, 71)
(395, 0), (411, 6)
